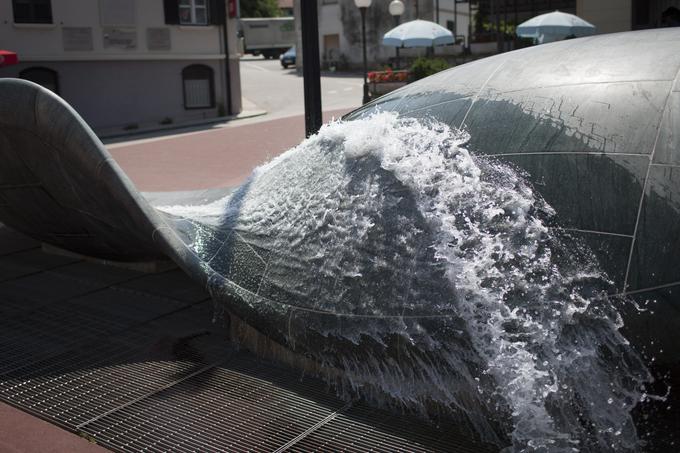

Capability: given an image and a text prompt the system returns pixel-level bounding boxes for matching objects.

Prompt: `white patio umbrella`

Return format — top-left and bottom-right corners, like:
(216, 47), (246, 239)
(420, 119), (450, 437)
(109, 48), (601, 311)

(383, 19), (454, 48)
(516, 10), (596, 44)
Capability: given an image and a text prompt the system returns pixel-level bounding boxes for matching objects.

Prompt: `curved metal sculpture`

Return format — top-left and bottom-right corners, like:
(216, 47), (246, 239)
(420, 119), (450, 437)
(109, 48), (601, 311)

(1, 29), (679, 452)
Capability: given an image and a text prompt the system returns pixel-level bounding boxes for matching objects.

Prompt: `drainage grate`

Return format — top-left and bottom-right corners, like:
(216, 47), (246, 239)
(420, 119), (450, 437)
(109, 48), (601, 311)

(0, 224), (498, 452)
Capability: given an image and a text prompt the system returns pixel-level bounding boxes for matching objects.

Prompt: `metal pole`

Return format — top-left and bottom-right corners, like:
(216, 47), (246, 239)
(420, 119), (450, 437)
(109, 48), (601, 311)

(514, 0), (518, 50)
(300, 0), (322, 137)
(493, 0), (502, 53)
(454, 0), (458, 38)
(436, 0), (440, 23)
(415, 0), (419, 19)
(361, 7), (370, 104)
(219, 1), (232, 115)
(468, 0), (471, 51)
(503, 0), (507, 52)
(394, 15), (401, 69)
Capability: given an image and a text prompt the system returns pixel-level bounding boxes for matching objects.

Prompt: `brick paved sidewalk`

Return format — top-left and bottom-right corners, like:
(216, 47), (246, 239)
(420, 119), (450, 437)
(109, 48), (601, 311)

(108, 110), (351, 192)
(0, 403), (107, 453)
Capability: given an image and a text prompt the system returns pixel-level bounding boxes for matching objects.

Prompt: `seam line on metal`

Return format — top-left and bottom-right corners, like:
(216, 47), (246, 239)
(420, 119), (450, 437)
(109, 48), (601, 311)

(609, 280), (680, 298)
(273, 401), (353, 452)
(459, 60), (507, 128)
(492, 151), (649, 157)
(555, 227), (634, 238)
(622, 64), (680, 293)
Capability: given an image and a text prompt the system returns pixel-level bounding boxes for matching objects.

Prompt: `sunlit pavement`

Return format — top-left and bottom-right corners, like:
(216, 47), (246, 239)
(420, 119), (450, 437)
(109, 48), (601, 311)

(239, 55), (363, 122)
(107, 109), (351, 192)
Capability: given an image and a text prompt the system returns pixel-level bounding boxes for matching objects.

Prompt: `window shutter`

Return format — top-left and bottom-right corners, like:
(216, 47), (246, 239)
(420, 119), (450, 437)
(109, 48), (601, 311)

(210, 0), (225, 25)
(163, 0), (180, 24)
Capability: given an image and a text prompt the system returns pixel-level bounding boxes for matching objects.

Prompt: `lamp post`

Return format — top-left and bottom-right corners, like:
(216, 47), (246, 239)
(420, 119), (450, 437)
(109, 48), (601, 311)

(300, 0), (322, 137)
(388, 0), (404, 69)
(354, 0), (372, 104)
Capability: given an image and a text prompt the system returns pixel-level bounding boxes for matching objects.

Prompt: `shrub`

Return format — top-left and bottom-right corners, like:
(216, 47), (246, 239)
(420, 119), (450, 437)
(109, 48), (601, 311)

(410, 57), (449, 81)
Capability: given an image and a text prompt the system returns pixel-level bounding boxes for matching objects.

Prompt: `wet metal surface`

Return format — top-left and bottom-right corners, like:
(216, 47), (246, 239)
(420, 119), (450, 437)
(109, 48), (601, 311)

(0, 223), (494, 453)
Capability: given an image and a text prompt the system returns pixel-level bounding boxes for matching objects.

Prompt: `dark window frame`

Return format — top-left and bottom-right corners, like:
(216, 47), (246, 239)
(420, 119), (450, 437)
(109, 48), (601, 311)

(178, 0), (209, 26)
(165, 0), (223, 26)
(12, 0), (53, 24)
(182, 64), (215, 110)
(19, 66), (59, 94)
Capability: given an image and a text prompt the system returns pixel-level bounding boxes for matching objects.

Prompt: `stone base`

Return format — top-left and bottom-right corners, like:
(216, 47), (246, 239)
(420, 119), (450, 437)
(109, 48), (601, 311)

(227, 311), (338, 379)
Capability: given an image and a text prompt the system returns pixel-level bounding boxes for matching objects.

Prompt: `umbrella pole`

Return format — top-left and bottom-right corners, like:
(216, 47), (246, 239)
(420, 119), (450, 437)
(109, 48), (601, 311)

(393, 15), (401, 70)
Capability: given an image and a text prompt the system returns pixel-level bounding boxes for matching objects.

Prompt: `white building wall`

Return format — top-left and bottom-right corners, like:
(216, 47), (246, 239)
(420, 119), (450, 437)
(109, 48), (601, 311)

(0, 0), (239, 133)
(0, 0), (224, 61)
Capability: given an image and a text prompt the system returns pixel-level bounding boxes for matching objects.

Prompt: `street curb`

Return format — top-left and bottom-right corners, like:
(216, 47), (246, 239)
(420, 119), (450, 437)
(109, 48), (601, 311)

(98, 109), (267, 141)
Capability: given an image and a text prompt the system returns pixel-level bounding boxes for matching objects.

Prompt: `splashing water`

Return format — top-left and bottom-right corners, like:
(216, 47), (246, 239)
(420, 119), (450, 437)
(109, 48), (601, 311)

(159, 113), (651, 452)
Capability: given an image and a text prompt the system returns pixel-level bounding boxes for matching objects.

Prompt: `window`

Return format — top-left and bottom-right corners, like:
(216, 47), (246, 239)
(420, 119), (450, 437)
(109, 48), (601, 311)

(164, 0), (221, 26)
(179, 0), (208, 25)
(20, 67), (59, 94)
(12, 0), (53, 24)
(182, 65), (214, 109)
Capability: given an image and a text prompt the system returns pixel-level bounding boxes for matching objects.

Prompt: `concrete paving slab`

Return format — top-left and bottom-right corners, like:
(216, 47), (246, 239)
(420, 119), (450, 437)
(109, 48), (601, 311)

(0, 249), (79, 282)
(117, 269), (210, 303)
(0, 228), (39, 255)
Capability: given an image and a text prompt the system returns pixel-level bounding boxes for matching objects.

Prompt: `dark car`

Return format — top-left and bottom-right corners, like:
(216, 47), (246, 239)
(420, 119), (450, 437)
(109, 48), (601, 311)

(280, 46), (296, 69)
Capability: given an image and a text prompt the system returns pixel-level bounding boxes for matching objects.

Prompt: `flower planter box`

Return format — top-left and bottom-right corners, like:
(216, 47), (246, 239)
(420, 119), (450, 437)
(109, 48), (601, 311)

(370, 81), (409, 97)
(367, 69), (411, 98)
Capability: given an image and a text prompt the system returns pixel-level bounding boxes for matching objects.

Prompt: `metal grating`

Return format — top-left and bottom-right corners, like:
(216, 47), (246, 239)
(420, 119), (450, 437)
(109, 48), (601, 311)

(0, 224), (498, 452)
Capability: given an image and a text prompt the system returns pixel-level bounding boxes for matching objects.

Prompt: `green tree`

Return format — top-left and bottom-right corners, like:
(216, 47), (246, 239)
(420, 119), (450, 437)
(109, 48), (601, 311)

(240, 0), (280, 18)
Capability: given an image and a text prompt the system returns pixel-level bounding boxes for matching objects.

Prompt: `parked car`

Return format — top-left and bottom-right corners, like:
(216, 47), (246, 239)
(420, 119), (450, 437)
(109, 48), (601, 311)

(280, 46), (296, 69)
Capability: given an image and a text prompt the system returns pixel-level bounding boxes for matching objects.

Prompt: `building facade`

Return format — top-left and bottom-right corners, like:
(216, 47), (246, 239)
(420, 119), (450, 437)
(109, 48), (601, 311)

(577, 0), (680, 33)
(294, 0), (474, 71)
(0, 0), (241, 135)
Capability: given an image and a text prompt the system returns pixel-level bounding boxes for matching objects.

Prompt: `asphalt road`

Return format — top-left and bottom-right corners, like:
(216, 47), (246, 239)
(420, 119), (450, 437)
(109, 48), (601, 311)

(239, 55), (364, 121)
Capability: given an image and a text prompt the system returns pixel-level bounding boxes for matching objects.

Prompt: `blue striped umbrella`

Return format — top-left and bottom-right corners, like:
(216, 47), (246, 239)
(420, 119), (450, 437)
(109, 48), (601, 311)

(383, 19), (455, 48)
(517, 11), (596, 43)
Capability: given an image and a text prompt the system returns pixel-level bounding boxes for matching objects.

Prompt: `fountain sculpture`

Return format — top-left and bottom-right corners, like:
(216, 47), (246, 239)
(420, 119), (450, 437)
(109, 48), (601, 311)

(1, 29), (678, 452)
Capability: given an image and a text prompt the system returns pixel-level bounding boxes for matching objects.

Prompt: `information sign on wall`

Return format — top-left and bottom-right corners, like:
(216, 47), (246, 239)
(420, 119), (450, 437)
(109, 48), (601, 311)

(103, 28), (138, 50)
(62, 27), (94, 51)
(147, 28), (171, 51)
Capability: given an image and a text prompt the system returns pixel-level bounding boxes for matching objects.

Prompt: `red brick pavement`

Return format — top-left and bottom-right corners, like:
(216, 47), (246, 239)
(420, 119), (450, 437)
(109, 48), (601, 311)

(0, 403), (107, 453)
(109, 109), (352, 192)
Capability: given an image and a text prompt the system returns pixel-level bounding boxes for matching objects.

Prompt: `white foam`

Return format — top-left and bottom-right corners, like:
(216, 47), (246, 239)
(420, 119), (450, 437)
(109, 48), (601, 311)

(163, 112), (651, 452)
